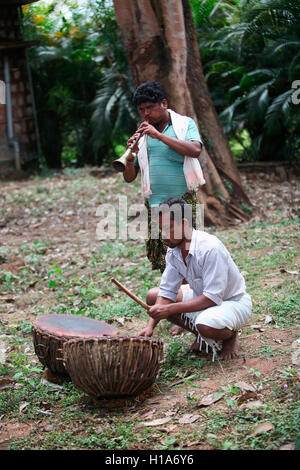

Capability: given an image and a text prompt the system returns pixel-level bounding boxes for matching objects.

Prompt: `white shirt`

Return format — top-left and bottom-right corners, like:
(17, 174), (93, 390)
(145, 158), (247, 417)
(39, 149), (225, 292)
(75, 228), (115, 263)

(158, 229), (247, 305)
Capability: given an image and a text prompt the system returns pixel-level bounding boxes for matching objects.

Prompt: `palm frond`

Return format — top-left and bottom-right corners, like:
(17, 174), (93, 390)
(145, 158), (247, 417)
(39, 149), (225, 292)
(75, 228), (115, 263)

(91, 72), (138, 152)
(265, 89), (294, 134)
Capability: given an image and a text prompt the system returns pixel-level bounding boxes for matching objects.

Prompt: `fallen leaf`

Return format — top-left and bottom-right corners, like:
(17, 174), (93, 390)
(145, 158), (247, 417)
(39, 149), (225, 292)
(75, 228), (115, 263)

(0, 379), (14, 391)
(291, 339), (300, 366)
(178, 413), (201, 424)
(138, 417), (171, 428)
(243, 400), (264, 409)
(37, 409), (52, 416)
(170, 377), (186, 387)
(279, 442), (295, 450)
(40, 401), (51, 410)
(19, 403), (29, 414)
(102, 292), (113, 298)
(237, 392), (258, 403)
(139, 409), (156, 419)
(264, 315), (273, 324)
(184, 440), (203, 447)
(164, 410), (176, 417)
(0, 297), (15, 303)
(44, 424), (55, 432)
(40, 378), (63, 390)
(164, 424), (177, 432)
(251, 324), (265, 332)
(280, 268), (299, 275)
(250, 422), (273, 436)
(235, 381), (256, 393)
(30, 222), (44, 228)
(198, 393), (224, 407)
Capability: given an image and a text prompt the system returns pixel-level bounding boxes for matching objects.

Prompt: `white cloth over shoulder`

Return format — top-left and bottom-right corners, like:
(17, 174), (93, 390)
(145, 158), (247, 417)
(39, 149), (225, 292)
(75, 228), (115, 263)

(137, 109), (205, 198)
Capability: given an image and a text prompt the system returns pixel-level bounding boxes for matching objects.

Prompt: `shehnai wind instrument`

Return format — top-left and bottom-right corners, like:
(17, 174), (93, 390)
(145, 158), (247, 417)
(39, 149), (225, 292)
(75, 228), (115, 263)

(112, 121), (147, 172)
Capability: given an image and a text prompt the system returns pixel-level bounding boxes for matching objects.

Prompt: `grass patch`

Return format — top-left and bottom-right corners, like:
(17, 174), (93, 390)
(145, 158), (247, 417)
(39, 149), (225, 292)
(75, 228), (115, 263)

(0, 169), (299, 451)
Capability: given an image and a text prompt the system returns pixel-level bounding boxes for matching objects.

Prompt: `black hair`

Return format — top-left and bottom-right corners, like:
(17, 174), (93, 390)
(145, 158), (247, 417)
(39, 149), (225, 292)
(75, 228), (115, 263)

(159, 197), (192, 225)
(132, 81), (167, 106)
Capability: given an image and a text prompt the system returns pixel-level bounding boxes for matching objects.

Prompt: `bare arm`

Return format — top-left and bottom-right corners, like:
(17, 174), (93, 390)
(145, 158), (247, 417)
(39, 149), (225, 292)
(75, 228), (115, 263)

(158, 134), (201, 158)
(123, 155), (139, 182)
(138, 296), (173, 337)
(123, 131), (140, 182)
(148, 294), (216, 322)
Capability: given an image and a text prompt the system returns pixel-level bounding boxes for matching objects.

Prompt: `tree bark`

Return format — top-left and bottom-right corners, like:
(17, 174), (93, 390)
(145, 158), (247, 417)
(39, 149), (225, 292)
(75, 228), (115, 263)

(113, 0), (252, 226)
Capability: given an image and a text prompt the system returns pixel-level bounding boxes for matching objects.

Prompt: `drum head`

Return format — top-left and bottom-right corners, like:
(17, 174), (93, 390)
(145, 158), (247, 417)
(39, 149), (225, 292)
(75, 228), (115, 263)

(34, 314), (118, 338)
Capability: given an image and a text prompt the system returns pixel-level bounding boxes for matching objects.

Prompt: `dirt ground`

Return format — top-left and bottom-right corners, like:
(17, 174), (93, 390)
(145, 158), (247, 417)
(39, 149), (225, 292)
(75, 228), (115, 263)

(0, 167), (299, 450)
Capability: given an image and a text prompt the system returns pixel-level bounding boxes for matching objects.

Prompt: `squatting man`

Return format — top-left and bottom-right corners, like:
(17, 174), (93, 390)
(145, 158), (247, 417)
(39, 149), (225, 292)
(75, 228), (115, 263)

(138, 197), (252, 361)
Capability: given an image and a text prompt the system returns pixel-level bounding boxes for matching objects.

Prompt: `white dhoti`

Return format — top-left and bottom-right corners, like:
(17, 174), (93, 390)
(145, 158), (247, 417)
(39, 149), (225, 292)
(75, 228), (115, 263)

(180, 285), (252, 361)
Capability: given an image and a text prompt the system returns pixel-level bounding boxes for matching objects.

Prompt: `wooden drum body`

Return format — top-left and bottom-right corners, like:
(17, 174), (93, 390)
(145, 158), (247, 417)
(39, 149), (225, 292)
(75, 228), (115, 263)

(32, 314), (119, 376)
(63, 336), (164, 398)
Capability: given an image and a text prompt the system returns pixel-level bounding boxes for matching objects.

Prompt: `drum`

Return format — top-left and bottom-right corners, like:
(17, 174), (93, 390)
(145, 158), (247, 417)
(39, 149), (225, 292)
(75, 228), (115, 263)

(62, 336), (164, 398)
(32, 314), (119, 376)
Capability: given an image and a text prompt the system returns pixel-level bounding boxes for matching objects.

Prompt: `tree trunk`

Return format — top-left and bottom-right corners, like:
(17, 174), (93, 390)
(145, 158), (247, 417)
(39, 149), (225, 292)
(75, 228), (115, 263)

(113, 0), (252, 226)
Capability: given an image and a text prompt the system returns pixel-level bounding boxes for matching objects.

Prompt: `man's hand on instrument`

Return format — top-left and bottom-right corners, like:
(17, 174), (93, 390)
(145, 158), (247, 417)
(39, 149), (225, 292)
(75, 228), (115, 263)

(138, 121), (161, 140)
(148, 303), (172, 321)
(126, 132), (140, 155)
(137, 325), (154, 337)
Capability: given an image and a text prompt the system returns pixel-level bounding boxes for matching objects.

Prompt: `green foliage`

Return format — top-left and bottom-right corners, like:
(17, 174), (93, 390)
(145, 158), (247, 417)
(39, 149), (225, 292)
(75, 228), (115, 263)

(23, 0), (300, 168)
(197, 0), (300, 163)
(23, 0), (137, 169)
(0, 171), (299, 450)
(190, 0), (240, 29)
(90, 71), (138, 157)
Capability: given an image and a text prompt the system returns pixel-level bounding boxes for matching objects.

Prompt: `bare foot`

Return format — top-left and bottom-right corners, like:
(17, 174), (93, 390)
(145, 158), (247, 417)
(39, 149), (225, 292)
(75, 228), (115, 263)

(188, 339), (206, 353)
(168, 325), (183, 336)
(219, 332), (238, 360)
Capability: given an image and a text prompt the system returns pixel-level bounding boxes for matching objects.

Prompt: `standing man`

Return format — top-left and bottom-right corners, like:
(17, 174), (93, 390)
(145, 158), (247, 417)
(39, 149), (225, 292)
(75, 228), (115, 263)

(138, 197), (252, 361)
(123, 81), (205, 274)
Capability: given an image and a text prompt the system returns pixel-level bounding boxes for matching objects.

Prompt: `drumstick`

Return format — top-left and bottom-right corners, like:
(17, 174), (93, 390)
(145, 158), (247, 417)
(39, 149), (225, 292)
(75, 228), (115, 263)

(111, 277), (149, 310)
